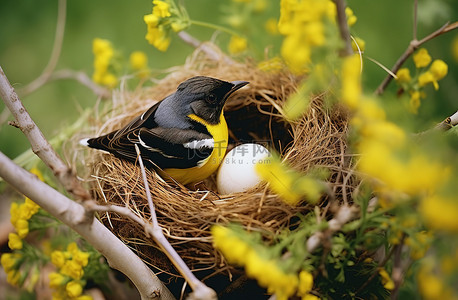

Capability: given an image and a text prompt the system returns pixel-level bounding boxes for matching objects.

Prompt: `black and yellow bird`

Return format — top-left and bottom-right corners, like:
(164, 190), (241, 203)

(80, 76), (248, 185)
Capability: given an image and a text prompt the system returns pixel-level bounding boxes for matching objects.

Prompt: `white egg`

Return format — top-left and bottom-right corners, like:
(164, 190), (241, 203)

(217, 143), (271, 194)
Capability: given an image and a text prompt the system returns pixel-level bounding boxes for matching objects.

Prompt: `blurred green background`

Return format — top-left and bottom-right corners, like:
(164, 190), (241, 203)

(0, 0), (456, 160)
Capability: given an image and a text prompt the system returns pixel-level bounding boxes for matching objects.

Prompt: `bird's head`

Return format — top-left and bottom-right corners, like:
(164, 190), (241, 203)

(175, 76), (249, 125)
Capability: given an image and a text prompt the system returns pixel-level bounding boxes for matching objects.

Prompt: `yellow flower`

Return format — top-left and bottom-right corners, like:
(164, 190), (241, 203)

(49, 272), (66, 288)
(6, 269), (21, 286)
(265, 18), (279, 35)
(429, 59), (448, 81)
(413, 48), (432, 68)
(66, 280), (83, 298)
(61, 260), (84, 280)
(73, 251), (90, 268)
(418, 71), (439, 90)
(129, 51), (148, 71)
(51, 251), (67, 268)
(395, 68), (411, 83)
(341, 54), (362, 109)
(1, 253), (22, 271)
(15, 219), (29, 238)
(92, 38), (117, 88)
(228, 36), (248, 54)
(8, 233), (23, 250)
(245, 251), (298, 300)
(211, 225), (251, 265)
(145, 26), (171, 52)
(152, 0), (171, 18)
(409, 90), (421, 114)
(351, 37), (365, 52)
(297, 270), (313, 296)
(379, 268), (394, 290)
(345, 7), (357, 26)
(278, 0), (334, 74)
(420, 195), (458, 232)
(144, 13), (159, 27)
(256, 155), (323, 205)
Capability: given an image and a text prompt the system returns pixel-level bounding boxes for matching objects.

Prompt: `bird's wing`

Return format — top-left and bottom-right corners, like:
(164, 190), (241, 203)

(135, 127), (214, 169)
(91, 126), (214, 169)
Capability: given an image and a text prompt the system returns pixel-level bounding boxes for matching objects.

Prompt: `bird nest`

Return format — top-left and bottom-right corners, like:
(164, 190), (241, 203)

(78, 46), (355, 283)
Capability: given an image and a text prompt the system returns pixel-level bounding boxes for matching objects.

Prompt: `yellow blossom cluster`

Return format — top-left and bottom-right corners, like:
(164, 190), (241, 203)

(278, 0), (360, 74)
(144, 0), (188, 52)
(92, 38), (118, 88)
(395, 48), (448, 113)
(211, 226), (318, 300)
(8, 168), (42, 248)
(49, 243), (92, 300)
(1, 168), (42, 287)
(278, 0), (336, 73)
(340, 55), (449, 202)
(1, 253), (23, 286)
(255, 154), (324, 205)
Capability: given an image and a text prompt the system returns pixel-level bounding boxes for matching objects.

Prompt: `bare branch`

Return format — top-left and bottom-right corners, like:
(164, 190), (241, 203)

(0, 66), (90, 201)
(177, 31), (235, 65)
(375, 21), (458, 95)
(0, 151), (175, 300)
(306, 205), (358, 253)
(18, 0), (67, 97)
(50, 69), (111, 99)
(333, 0), (353, 57)
(134, 145), (216, 300)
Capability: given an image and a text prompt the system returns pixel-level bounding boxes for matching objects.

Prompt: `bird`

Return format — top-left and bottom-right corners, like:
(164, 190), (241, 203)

(80, 76), (248, 185)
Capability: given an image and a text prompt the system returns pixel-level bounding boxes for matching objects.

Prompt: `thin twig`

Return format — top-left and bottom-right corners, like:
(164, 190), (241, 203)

(0, 151), (174, 300)
(50, 69), (111, 99)
(306, 205), (358, 253)
(375, 21), (458, 95)
(177, 31), (235, 65)
(0, 66), (90, 201)
(134, 145), (217, 300)
(18, 0), (67, 97)
(333, 0), (353, 56)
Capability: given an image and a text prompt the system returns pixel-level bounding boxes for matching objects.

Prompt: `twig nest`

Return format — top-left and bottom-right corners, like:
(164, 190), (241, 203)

(78, 46), (354, 279)
(216, 143), (271, 194)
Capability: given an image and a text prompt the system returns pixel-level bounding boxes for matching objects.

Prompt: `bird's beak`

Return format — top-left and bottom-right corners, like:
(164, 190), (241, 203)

(230, 81), (249, 93)
(222, 80), (249, 102)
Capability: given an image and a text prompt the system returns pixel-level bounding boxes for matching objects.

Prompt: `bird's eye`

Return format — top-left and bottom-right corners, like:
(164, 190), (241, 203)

(206, 93), (217, 104)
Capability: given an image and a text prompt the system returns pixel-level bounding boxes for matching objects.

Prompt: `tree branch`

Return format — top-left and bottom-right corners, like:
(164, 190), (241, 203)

(177, 31), (235, 65)
(134, 145), (217, 300)
(0, 66), (90, 201)
(0, 151), (175, 300)
(50, 69), (111, 99)
(306, 205), (358, 253)
(333, 0), (353, 56)
(375, 21), (458, 95)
